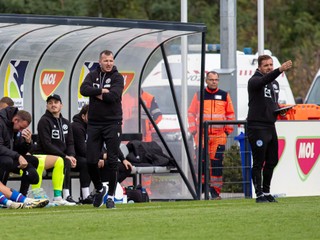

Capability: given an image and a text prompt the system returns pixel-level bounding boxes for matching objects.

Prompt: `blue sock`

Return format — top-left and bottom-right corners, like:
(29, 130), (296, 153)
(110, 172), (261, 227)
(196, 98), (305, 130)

(0, 192), (8, 205)
(10, 189), (26, 203)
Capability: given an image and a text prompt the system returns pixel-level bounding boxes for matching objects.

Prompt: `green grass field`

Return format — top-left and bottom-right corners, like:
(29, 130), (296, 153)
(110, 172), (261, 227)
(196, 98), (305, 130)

(1, 196), (320, 240)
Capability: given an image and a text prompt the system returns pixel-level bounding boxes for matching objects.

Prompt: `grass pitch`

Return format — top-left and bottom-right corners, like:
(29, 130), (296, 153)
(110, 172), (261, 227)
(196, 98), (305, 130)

(1, 196), (319, 240)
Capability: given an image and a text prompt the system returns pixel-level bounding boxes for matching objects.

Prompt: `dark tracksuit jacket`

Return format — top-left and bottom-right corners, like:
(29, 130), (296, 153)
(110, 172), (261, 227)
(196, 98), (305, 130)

(35, 110), (75, 158)
(71, 113), (91, 188)
(71, 113), (87, 159)
(247, 67), (282, 195)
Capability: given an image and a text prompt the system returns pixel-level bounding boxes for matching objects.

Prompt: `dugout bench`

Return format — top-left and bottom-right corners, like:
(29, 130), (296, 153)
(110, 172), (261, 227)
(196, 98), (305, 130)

(8, 133), (177, 194)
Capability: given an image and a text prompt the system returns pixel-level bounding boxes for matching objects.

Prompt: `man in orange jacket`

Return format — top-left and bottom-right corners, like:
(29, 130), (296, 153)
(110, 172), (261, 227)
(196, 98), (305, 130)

(188, 71), (235, 200)
(141, 89), (163, 142)
(140, 89), (163, 195)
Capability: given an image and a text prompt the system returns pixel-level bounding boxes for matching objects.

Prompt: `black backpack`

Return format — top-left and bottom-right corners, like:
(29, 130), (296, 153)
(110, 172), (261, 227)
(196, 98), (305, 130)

(125, 185), (149, 203)
(126, 140), (175, 166)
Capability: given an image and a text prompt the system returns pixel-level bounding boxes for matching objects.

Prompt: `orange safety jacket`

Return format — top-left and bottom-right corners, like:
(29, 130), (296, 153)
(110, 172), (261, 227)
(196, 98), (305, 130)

(141, 91), (163, 142)
(188, 87), (235, 156)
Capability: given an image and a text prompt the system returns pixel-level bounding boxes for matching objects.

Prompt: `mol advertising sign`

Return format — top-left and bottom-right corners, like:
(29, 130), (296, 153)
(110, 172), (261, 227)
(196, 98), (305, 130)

(272, 121), (320, 197)
(40, 69), (65, 100)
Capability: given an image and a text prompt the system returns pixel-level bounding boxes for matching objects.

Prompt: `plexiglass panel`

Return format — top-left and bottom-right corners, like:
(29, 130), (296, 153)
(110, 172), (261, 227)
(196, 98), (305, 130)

(0, 25), (86, 119)
(0, 15), (205, 200)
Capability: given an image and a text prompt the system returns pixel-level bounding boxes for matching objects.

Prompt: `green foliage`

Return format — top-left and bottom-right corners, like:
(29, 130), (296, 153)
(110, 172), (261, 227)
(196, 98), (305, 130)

(1, 0), (320, 98)
(222, 144), (244, 193)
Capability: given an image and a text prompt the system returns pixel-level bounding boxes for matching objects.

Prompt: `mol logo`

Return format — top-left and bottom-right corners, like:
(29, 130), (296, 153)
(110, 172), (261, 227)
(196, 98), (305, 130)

(295, 138), (320, 179)
(40, 70), (64, 99)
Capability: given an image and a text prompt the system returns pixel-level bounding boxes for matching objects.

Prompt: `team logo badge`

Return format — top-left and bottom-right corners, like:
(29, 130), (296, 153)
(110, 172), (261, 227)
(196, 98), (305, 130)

(52, 129), (60, 139)
(256, 140), (263, 147)
(62, 124), (68, 134)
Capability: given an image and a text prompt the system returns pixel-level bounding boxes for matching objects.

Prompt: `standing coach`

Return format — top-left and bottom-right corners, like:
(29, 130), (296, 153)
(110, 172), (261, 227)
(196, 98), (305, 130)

(80, 50), (124, 209)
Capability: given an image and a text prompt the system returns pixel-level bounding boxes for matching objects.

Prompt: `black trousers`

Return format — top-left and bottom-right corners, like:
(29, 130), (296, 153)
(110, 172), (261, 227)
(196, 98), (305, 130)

(72, 156), (91, 188)
(62, 157), (71, 190)
(86, 123), (121, 196)
(0, 154), (39, 195)
(100, 160), (131, 184)
(247, 125), (278, 196)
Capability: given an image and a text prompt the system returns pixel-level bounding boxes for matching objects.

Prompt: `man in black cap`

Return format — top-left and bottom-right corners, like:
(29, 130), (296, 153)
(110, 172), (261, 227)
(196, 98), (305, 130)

(33, 93), (77, 206)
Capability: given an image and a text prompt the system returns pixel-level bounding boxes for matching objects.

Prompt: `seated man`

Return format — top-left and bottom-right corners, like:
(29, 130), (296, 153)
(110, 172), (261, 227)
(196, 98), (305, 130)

(0, 96), (14, 110)
(32, 94), (77, 206)
(71, 104), (93, 204)
(0, 106), (39, 196)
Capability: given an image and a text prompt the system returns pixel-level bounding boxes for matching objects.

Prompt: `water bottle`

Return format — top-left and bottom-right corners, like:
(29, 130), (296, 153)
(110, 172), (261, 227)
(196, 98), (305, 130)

(273, 193), (286, 198)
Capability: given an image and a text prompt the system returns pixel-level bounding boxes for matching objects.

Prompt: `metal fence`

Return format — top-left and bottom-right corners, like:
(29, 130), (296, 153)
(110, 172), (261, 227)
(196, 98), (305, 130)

(202, 120), (252, 200)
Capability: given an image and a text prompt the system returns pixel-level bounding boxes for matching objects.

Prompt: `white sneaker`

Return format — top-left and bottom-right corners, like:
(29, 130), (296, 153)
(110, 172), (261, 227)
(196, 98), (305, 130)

(7, 200), (24, 209)
(23, 198), (49, 209)
(53, 197), (76, 206)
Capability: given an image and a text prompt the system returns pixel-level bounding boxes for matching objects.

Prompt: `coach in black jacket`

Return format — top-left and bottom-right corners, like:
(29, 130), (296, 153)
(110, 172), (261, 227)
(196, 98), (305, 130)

(247, 55), (292, 203)
(0, 106), (39, 195)
(80, 49), (124, 209)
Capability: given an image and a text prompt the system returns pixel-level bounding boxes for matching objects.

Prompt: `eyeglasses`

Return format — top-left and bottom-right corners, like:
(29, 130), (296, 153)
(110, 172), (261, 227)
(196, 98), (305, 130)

(207, 78), (219, 81)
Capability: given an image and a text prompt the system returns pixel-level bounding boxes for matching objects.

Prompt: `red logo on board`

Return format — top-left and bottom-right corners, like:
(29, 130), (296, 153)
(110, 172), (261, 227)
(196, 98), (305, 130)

(296, 138), (320, 176)
(40, 70), (65, 97)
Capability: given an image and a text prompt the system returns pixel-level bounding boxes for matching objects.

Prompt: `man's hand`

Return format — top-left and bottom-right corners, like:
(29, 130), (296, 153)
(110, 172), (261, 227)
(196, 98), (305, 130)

(66, 155), (77, 168)
(123, 159), (133, 170)
(279, 109), (288, 117)
(96, 89), (109, 100)
(98, 159), (105, 168)
(280, 60), (293, 72)
(18, 155), (28, 169)
(21, 128), (32, 144)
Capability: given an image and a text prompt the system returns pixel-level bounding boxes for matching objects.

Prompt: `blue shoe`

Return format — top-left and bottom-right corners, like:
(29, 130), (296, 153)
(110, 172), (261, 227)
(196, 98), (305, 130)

(93, 186), (107, 208)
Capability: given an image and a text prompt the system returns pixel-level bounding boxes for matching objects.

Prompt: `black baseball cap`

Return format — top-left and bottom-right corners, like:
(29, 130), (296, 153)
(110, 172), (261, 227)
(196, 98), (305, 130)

(46, 94), (62, 103)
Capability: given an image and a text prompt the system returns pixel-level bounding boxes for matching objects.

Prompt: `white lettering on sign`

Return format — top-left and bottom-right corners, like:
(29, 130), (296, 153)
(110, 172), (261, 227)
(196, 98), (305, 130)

(42, 74), (56, 84)
(298, 142), (315, 158)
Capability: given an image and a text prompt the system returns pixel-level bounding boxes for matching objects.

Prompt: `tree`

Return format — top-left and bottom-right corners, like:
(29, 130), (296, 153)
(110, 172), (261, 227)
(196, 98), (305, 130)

(1, 0), (320, 98)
